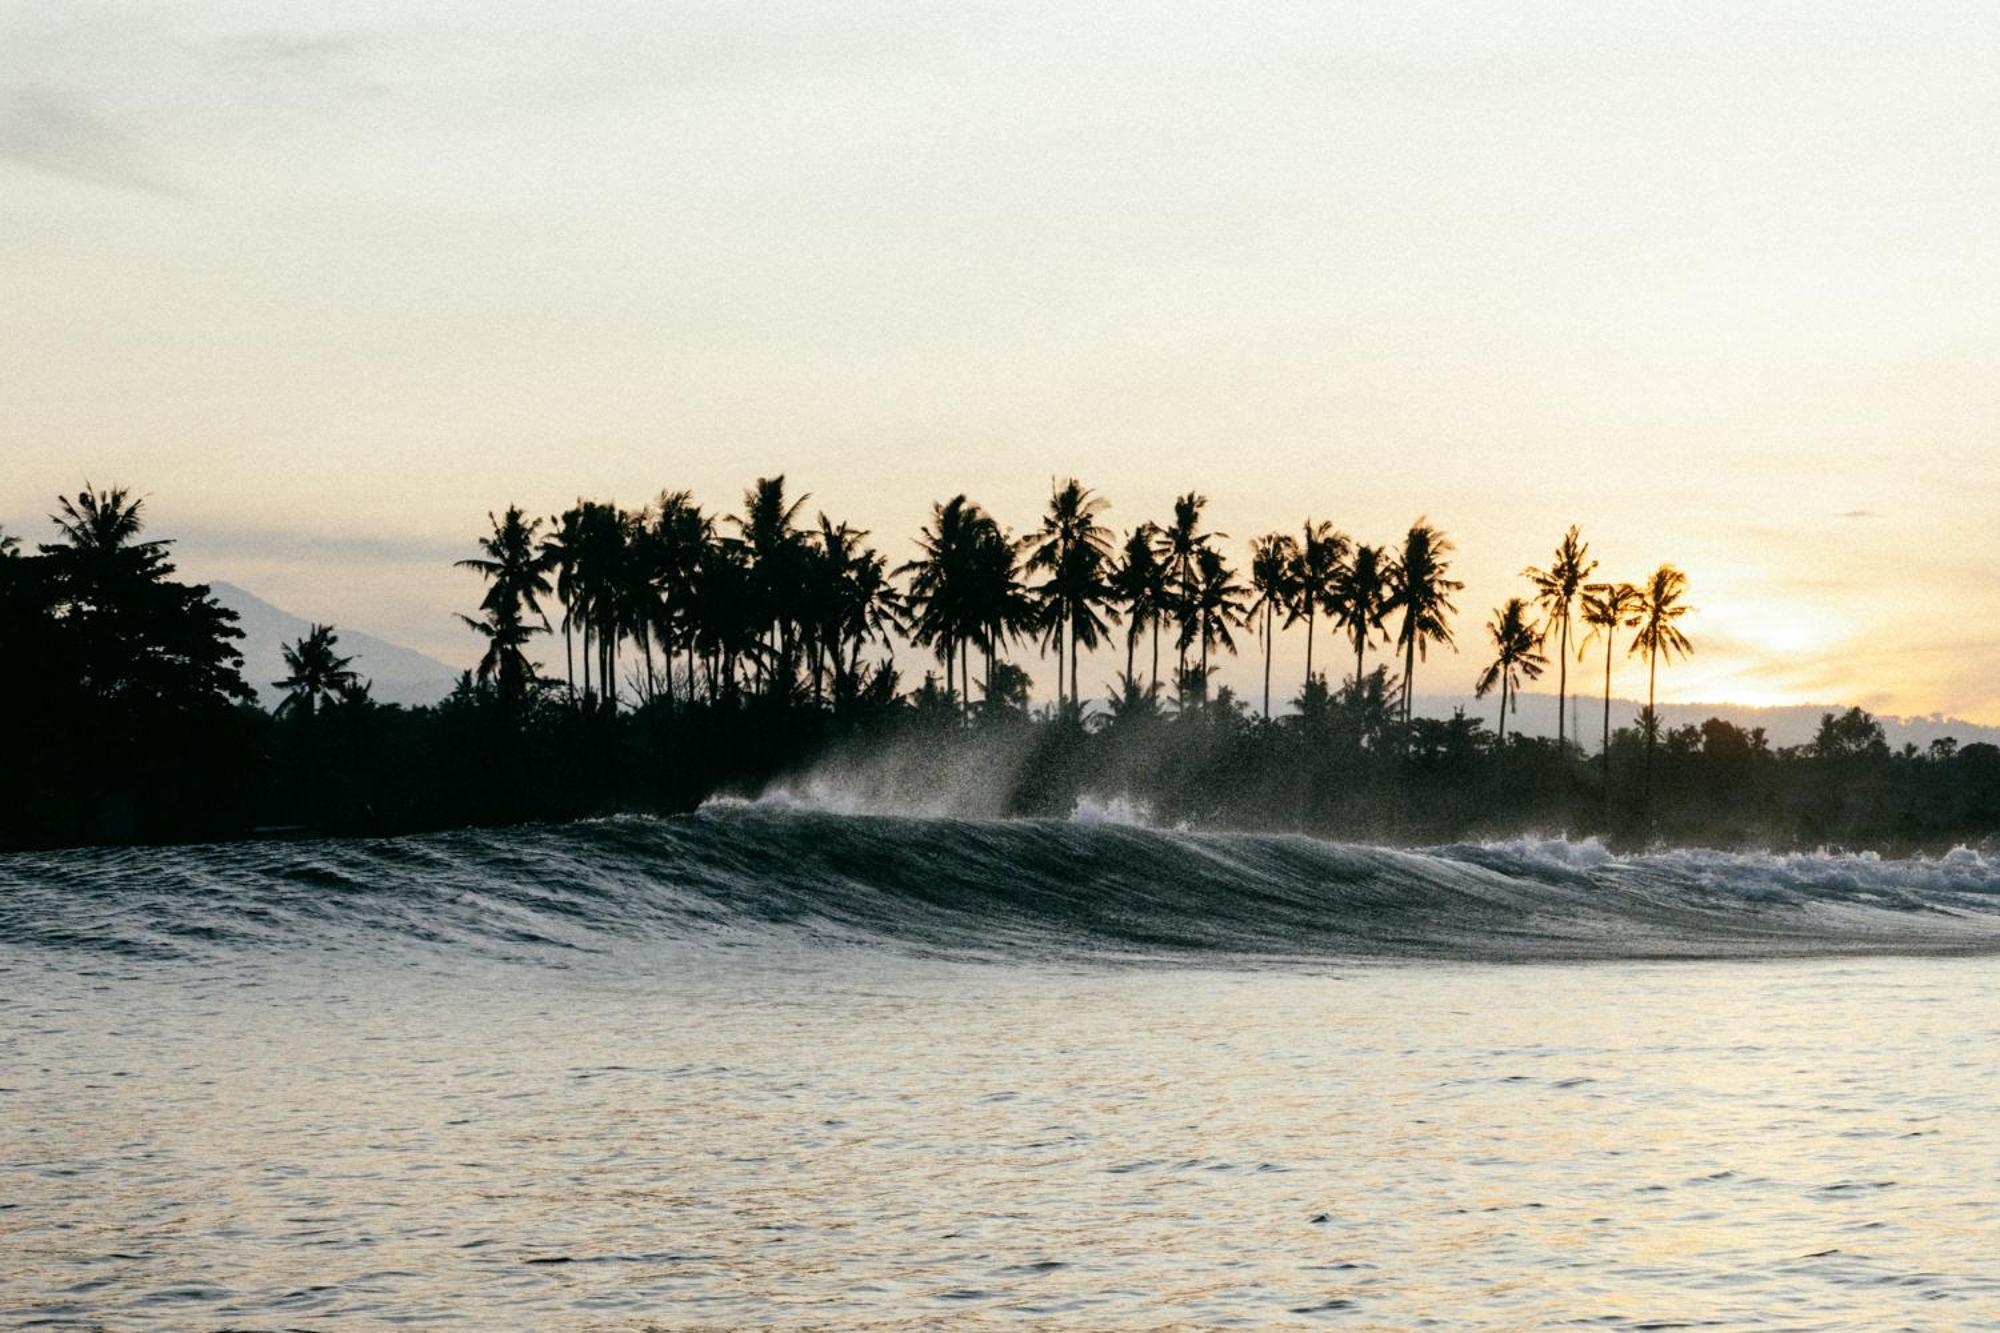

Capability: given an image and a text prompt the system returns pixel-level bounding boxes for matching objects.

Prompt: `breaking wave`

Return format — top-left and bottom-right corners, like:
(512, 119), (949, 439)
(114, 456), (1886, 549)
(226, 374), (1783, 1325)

(2, 804), (1997, 966)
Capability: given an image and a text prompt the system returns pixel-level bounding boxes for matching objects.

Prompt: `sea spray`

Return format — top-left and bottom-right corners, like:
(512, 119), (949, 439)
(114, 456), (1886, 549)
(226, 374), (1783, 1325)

(2, 808), (1997, 966)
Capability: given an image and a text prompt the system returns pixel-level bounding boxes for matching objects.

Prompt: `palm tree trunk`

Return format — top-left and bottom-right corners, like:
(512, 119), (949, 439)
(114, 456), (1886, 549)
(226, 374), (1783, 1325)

(1262, 603), (1273, 718)
(1150, 620), (1160, 694)
(1601, 637), (1613, 759)
(1354, 627), (1365, 694)
(1069, 615), (1079, 712)
(564, 620), (576, 706)
(1498, 673), (1508, 744)
(1304, 603), (1315, 690)
(1054, 621), (1064, 712)
(1645, 643), (1659, 806)
(1126, 628), (1136, 687)
(1403, 636), (1416, 725)
(1556, 615), (1569, 754)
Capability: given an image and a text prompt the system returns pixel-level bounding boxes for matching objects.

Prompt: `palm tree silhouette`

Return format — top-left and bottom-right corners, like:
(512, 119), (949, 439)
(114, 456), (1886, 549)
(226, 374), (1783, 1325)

(456, 506), (553, 712)
(1630, 564), (1694, 802)
(1025, 479), (1116, 712)
(1475, 597), (1547, 744)
(1161, 493), (1219, 707)
(1248, 532), (1300, 718)
(1285, 520), (1349, 700)
(1524, 526), (1598, 756)
(1328, 541), (1392, 693)
(1578, 580), (1643, 761)
(899, 495), (1010, 713)
(1180, 546), (1247, 706)
(734, 476), (811, 698)
(274, 624), (360, 720)
(1107, 524), (1170, 694)
(1387, 520), (1463, 728)
(540, 506), (586, 705)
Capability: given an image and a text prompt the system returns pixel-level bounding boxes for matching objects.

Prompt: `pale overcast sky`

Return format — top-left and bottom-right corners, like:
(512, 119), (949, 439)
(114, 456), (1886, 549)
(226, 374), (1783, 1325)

(5, 2), (1997, 719)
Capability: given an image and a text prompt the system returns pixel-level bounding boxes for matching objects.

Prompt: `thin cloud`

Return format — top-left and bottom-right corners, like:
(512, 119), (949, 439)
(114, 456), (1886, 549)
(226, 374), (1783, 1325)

(0, 87), (188, 198)
(1835, 508), (1880, 520)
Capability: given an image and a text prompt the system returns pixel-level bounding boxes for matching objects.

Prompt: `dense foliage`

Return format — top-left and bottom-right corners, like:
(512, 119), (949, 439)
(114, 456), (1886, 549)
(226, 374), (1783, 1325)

(1, 483), (1994, 852)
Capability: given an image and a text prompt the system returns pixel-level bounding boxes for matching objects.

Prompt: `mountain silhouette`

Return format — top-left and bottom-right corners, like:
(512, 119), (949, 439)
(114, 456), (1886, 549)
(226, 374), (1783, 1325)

(209, 582), (459, 709)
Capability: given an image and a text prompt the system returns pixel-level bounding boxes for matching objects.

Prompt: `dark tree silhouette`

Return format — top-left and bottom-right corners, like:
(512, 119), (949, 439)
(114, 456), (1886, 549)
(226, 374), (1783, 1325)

(1387, 520), (1463, 728)
(1579, 580), (1643, 761)
(1248, 532), (1300, 719)
(1524, 525), (1597, 756)
(274, 624), (360, 719)
(1475, 597), (1547, 743)
(1329, 541), (1392, 693)
(1630, 565), (1694, 802)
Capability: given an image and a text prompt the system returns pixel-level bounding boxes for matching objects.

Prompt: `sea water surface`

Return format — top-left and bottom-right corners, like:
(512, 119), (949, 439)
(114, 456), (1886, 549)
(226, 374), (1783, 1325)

(2, 805), (1997, 1327)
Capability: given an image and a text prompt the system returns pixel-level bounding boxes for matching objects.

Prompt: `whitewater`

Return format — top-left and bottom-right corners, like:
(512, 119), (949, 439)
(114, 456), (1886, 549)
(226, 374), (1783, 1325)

(3, 804), (1997, 1326)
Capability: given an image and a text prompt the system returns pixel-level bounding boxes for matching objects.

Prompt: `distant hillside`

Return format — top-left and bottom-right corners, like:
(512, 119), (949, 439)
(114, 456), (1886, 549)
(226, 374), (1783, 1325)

(1416, 691), (2000, 751)
(209, 582), (460, 710)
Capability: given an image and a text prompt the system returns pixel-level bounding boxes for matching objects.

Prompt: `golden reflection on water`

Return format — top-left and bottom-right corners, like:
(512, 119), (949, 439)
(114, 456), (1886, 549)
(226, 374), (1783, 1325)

(2, 951), (1997, 1326)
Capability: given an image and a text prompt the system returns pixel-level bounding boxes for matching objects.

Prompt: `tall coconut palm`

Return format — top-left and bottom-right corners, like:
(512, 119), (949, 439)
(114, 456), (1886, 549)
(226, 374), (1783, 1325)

(1107, 524), (1170, 693)
(1474, 598), (1547, 744)
(733, 476), (810, 696)
(273, 623), (359, 720)
(540, 506), (586, 704)
(1247, 532), (1299, 718)
(1578, 580), (1643, 760)
(1523, 525), (1597, 756)
(1629, 564), (1694, 800)
(968, 516), (1034, 710)
(1180, 546), (1248, 705)
(1025, 478), (1116, 711)
(1161, 492), (1219, 705)
(898, 495), (1004, 711)
(1328, 541), (1392, 692)
(1284, 520), (1348, 697)
(1386, 520), (1463, 727)
(457, 506), (553, 712)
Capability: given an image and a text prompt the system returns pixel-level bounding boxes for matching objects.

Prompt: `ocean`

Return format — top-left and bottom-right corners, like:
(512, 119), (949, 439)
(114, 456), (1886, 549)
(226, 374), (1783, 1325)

(3, 803), (1996, 1327)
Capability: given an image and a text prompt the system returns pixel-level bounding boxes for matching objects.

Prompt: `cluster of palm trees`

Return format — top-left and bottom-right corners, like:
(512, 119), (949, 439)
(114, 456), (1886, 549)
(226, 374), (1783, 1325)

(455, 477), (1693, 759)
(1471, 525), (1694, 784)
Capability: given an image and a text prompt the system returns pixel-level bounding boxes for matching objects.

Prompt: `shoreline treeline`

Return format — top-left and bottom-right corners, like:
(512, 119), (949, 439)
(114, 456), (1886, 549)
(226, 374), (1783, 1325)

(1, 481), (1996, 852)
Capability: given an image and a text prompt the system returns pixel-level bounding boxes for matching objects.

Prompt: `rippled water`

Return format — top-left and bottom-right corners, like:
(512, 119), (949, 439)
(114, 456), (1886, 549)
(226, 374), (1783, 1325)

(5, 941), (1996, 1327)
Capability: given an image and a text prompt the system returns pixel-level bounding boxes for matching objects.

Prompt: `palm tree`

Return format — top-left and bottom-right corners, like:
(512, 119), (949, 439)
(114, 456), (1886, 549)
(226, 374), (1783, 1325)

(899, 495), (1005, 711)
(1524, 526), (1597, 756)
(1629, 564), (1694, 801)
(0, 525), (17, 559)
(273, 623), (359, 720)
(969, 516), (1034, 710)
(1284, 520), (1349, 697)
(734, 476), (810, 697)
(1247, 532), (1299, 718)
(1107, 524), (1170, 693)
(1386, 520), (1463, 727)
(458, 505), (554, 626)
(540, 506), (585, 704)
(1474, 598), (1547, 744)
(1328, 541), (1392, 692)
(1578, 580), (1643, 761)
(1180, 546), (1247, 705)
(457, 506), (553, 712)
(1161, 493), (1219, 705)
(1024, 479), (1116, 711)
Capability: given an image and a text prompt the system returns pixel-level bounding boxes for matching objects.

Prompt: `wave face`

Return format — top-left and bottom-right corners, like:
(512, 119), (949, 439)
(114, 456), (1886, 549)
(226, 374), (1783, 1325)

(2, 803), (1998, 965)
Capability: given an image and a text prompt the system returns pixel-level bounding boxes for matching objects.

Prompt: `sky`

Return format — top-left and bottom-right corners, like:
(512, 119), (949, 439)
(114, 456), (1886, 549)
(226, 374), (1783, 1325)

(5, 1), (1998, 722)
